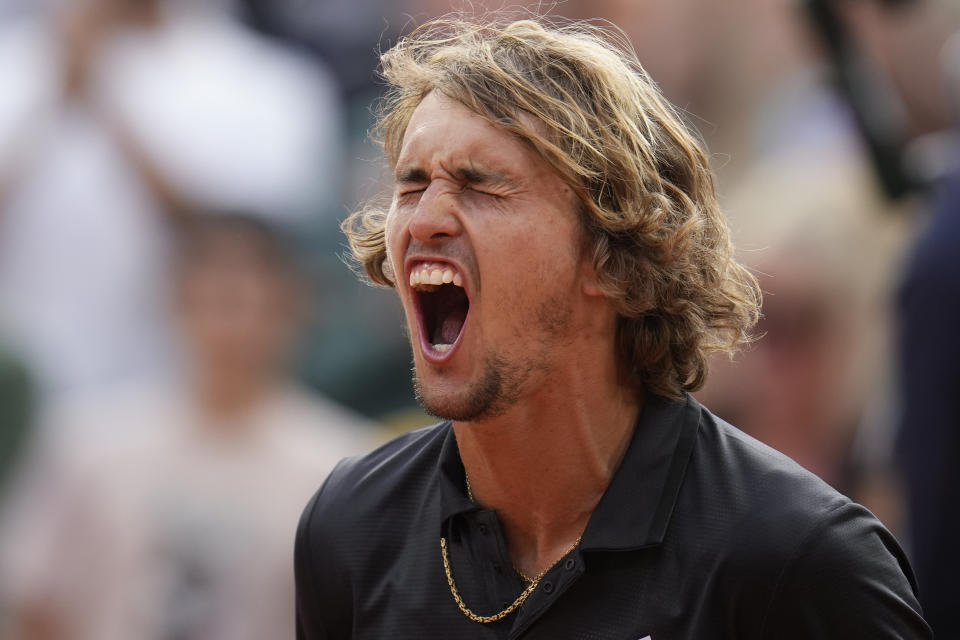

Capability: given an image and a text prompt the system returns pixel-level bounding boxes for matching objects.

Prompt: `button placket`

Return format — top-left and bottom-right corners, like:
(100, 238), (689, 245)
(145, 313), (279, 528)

(464, 509), (530, 614)
(509, 551), (586, 635)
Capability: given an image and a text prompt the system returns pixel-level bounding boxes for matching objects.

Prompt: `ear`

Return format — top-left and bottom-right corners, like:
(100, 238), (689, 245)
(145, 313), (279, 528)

(580, 254), (605, 298)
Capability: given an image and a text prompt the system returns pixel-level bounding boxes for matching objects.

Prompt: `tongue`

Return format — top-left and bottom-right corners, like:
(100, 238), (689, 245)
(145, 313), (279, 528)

(437, 307), (467, 345)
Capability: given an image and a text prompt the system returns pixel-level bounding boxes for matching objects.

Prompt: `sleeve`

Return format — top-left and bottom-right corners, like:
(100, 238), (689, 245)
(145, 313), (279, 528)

(294, 461), (353, 640)
(295, 488), (328, 640)
(759, 502), (931, 639)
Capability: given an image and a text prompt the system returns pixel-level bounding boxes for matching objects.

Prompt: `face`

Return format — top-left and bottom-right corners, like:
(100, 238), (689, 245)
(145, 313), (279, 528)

(385, 91), (594, 422)
(177, 235), (299, 379)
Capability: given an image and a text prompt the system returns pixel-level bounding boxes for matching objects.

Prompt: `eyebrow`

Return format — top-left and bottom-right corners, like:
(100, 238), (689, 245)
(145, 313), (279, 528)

(394, 164), (515, 189)
(395, 167), (429, 184)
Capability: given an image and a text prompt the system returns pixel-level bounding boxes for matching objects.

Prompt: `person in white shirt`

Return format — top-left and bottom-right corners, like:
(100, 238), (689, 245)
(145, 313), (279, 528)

(0, 215), (373, 640)
(0, 0), (342, 403)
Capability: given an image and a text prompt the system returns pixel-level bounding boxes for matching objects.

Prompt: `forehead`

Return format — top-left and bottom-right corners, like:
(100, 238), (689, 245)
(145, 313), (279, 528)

(395, 91), (550, 179)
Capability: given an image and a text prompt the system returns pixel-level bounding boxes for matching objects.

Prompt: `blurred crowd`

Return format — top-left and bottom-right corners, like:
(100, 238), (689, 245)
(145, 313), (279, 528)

(0, 0), (957, 638)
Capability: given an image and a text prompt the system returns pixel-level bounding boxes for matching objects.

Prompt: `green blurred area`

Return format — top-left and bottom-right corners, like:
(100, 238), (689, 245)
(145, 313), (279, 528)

(0, 347), (31, 495)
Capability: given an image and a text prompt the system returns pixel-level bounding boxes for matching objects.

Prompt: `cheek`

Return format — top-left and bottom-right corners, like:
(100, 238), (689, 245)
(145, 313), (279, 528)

(501, 217), (581, 269)
(484, 225), (583, 311)
(383, 210), (414, 312)
(383, 208), (406, 273)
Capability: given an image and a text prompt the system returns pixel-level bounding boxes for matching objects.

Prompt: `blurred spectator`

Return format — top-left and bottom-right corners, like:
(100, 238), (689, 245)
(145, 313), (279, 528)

(696, 156), (903, 493)
(0, 0), (342, 405)
(563, 0), (863, 189)
(825, 1), (960, 634)
(897, 164), (960, 640)
(835, 0), (957, 141)
(223, 0), (421, 418)
(0, 216), (372, 640)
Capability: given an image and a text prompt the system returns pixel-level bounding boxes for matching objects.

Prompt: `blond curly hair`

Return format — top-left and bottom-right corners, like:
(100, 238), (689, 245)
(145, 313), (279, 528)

(343, 15), (760, 399)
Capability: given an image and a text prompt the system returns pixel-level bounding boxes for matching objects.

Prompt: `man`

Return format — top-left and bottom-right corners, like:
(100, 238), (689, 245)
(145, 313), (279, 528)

(295, 16), (930, 639)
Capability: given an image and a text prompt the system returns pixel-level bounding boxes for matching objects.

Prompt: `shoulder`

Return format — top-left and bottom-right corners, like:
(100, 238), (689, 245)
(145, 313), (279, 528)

(690, 406), (875, 562)
(756, 500), (929, 638)
(294, 422), (449, 636)
(296, 421), (450, 554)
(311, 421), (449, 511)
(686, 405), (851, 540)
(685, 404), (930, 638)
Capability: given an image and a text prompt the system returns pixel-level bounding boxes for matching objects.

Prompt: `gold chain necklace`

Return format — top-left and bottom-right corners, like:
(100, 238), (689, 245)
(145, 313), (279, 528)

(440, 534), (583, 623)
(441, 474), (583, 624)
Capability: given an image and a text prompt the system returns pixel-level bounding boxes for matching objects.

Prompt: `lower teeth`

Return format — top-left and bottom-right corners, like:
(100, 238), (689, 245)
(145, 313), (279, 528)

(433, 343), (452, 353)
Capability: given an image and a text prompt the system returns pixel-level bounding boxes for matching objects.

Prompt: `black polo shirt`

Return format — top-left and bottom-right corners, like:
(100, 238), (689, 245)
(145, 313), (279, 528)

(295, 394), (931, 639)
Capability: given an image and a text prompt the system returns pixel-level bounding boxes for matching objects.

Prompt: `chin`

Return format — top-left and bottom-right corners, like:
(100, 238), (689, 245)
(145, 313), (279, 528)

(412, 363), (516, 422)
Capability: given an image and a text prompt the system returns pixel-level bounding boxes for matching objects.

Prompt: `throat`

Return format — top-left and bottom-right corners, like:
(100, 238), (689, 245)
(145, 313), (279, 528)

(434, 306), (467, 345)
(454, 396), (641, 572)
(419, 283), (469, 347)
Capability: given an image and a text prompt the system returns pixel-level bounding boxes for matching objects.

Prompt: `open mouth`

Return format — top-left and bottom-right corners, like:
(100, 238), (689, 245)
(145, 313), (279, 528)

(410, 263), (470, 356)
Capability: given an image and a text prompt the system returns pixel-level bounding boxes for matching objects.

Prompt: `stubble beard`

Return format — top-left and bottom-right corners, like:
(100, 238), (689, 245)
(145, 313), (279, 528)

(413, 351), (525, 422)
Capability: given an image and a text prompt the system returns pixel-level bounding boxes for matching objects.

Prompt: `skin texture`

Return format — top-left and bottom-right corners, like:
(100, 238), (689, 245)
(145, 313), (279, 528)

(384, 92), (641, 578)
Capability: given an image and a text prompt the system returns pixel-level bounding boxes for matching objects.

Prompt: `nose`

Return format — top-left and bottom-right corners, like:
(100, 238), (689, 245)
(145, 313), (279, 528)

(408, 182), (463, 243)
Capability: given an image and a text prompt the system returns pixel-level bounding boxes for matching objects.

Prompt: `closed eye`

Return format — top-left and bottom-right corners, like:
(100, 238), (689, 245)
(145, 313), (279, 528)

(395, 166), (428, 196)
(396, 188), (426, 207)
(466, 186), (504, 199)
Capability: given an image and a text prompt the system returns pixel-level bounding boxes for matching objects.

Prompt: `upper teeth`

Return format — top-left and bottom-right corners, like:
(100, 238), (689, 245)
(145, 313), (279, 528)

(410, 263), (464, 289)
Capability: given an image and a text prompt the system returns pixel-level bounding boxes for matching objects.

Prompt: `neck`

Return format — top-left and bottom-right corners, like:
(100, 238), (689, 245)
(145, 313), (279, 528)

(453, 368), (641, 578)
(192, 365), (272, 424)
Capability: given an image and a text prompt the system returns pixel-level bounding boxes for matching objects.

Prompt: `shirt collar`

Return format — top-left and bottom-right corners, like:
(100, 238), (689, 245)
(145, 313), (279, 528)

(437, 421), (477, 522)
(580, 393), (700, 551)
(435, 393), (701, 549)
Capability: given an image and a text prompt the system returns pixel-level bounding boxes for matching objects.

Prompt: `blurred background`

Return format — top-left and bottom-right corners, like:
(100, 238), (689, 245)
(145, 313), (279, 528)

(0, 0), (957, 637)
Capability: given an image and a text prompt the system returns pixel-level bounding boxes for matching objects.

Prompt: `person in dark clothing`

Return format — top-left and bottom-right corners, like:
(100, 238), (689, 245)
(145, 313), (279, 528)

(897, 168), (960, 640)
(296, 15), (931, 639)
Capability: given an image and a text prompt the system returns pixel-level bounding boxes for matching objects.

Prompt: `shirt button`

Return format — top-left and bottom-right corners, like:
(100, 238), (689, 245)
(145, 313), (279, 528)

(564, 558), (576, 571)
(478, 523), (488, 535)
(542, 581), (554, 594)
